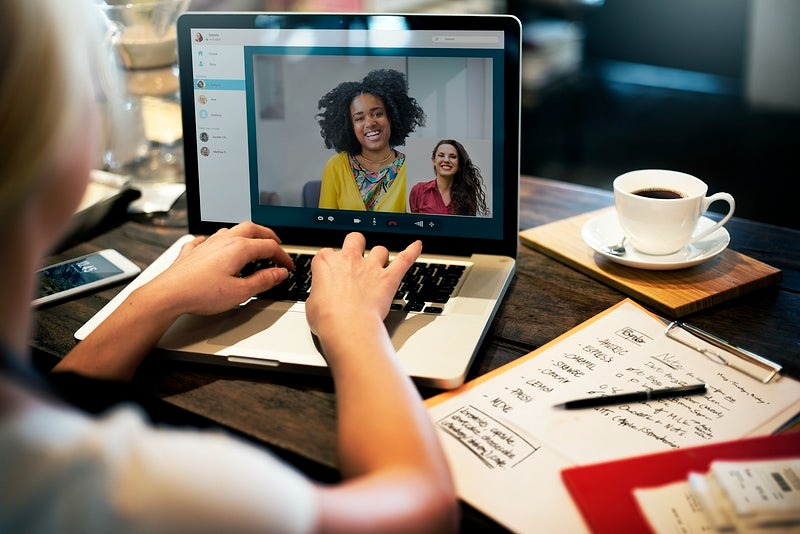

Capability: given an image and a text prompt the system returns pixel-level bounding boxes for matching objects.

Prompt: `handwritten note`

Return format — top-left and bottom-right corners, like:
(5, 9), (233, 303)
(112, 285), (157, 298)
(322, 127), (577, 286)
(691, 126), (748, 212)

(426, 299), (800, 533)
(436, 405), (540, 469)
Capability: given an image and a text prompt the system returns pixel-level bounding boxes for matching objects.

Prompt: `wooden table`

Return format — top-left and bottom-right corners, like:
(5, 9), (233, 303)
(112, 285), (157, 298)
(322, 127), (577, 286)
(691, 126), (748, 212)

(31, 176), (800, 530)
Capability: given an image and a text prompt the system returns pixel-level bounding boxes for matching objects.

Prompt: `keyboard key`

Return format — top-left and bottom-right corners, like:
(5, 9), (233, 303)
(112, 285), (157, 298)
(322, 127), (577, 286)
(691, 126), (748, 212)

(404, 301), (425, 312)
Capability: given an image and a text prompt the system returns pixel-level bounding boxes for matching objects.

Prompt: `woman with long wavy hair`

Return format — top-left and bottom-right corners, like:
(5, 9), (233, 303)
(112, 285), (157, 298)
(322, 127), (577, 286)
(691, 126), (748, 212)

(409, 139), (488, 216)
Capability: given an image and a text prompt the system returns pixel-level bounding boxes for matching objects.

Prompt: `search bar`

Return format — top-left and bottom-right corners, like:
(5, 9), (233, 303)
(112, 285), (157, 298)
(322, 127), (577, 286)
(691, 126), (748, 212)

(432, 35), (501, 44)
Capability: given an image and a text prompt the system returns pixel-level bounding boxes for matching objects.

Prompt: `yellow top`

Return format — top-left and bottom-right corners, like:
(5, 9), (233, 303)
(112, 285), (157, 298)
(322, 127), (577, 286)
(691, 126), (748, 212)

(318, 152), (407, 212)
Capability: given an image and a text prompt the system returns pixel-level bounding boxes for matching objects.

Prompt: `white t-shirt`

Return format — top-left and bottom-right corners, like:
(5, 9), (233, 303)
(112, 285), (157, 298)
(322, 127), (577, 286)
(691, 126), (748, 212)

(0, 401), (319, 533)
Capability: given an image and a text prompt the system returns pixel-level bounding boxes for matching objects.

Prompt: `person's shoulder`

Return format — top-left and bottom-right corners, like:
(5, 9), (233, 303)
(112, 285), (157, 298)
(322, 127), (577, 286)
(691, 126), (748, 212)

(322, 151), (348, 171)
(411, 179), (436, 192)
(324, 152), (349, 165)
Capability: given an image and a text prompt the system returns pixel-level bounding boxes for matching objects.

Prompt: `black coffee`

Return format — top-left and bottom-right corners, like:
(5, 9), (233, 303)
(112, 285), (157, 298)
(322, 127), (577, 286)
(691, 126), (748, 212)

(632, 188), (685, 200)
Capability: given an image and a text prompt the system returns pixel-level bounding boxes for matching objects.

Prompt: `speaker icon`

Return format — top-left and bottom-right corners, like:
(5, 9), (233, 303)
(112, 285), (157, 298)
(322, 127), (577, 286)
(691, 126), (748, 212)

(414, 220), (424, 227)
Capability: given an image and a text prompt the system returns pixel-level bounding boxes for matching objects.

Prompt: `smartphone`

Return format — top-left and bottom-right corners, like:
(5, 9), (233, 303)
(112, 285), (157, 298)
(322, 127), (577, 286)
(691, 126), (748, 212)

(33, 249), (141, 307)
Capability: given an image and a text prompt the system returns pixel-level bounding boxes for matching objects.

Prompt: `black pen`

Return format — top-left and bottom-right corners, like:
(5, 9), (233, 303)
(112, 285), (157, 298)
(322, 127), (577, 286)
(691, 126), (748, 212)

(553, 384), (707, 409)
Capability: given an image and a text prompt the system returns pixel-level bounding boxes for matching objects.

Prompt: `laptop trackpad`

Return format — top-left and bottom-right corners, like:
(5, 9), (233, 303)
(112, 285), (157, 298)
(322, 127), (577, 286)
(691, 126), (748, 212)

(207, 301), (437, 356)
(202, 300), (328, 365)
(207, 300), (295, 346)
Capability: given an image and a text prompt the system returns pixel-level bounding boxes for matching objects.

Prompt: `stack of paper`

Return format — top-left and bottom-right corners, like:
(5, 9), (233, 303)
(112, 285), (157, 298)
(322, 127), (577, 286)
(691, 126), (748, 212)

(635, 458), (800, 533)
(428, 300), (800, 533)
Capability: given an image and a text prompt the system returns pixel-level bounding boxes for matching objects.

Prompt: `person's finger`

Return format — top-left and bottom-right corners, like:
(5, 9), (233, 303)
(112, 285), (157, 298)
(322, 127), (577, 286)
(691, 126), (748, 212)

(240, 267), (290, 294)
(184, 235), (207, 250)
(367, 244), (390, 267)
(197, 228), (228, 247)
(236, 237), (295, 271)
(226, 221), (282, 243)
(176, 236), (207, 260)
(386, 240), (422, 279)
(341, 232), (366, 255)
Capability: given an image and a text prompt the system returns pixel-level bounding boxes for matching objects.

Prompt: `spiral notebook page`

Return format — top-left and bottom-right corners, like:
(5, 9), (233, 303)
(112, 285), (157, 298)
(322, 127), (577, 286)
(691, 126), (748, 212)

(426, 299), (800, 533)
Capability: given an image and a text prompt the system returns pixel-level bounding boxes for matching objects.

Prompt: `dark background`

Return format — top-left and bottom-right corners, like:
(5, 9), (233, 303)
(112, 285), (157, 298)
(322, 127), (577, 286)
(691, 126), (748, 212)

(511, 0), (800, 230)
(196, 0), (800, 230)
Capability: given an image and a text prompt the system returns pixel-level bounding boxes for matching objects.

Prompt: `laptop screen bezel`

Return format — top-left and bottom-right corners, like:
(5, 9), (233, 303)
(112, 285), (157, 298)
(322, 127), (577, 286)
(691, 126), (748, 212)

(177, 12), (521, 258)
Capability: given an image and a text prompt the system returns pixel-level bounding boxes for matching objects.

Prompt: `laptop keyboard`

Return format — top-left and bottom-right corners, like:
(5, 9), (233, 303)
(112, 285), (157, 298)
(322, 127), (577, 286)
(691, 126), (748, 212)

(239, 253), (468, 314)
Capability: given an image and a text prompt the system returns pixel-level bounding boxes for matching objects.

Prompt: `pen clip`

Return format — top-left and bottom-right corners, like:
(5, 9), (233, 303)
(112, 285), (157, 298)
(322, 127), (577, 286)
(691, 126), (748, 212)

(664, 321), (781, 384)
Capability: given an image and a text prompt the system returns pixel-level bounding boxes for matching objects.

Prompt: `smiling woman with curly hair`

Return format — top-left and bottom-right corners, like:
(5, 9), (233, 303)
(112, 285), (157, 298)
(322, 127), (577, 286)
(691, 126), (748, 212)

(316, 69), (425, 212)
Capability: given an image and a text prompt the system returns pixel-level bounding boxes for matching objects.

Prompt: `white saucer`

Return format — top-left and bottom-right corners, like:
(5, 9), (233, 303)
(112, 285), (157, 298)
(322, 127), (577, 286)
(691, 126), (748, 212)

(581, 211), (730, 270)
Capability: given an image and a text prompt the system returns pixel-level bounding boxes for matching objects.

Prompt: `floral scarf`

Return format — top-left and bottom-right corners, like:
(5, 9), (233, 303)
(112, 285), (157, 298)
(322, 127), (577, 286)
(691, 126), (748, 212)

(350, 152), (405, 211)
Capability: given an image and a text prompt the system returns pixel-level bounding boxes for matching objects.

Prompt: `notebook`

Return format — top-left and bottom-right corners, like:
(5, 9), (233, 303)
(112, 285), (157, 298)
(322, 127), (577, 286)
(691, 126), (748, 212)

(76, 12), (521, 389)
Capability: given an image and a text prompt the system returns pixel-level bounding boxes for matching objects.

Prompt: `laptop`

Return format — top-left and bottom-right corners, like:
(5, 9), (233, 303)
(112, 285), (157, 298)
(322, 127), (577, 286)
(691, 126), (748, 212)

(76, 12), (521, 389)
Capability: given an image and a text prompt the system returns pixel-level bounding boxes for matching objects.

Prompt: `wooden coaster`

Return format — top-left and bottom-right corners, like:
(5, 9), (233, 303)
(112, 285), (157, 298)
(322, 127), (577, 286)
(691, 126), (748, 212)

(519, 208), (783, 317)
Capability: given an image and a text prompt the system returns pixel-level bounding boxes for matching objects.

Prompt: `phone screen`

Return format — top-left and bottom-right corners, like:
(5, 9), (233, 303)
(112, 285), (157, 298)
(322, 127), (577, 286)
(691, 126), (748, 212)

(37, 253), (125, 299)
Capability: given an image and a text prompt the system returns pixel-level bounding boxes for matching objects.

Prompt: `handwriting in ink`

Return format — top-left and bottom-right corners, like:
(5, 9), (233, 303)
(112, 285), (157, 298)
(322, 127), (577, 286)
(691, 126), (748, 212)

(578, 343), (616, 363)
(615, 326), (652, 346)
(434, 304), (790, 462)
(713, 373), (768, 405)
(554, 360), (586, 378)
(540, 368), (570, 383)
(524, 379), (553, 393)
(564, 353), (597, 370)
(506, 387), (533, 403)
(491, 397), (513, 413)
(702, 388), (735, 406)
(595, 337), (629, 356)
(652, 352), (683, 370)
(585, 384), (623, 396)
(437, 405), (540, 469)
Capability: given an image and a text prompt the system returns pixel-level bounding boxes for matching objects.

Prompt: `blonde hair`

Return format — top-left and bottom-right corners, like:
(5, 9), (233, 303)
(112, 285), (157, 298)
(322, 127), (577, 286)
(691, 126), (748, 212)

(0, 0), (98, 224)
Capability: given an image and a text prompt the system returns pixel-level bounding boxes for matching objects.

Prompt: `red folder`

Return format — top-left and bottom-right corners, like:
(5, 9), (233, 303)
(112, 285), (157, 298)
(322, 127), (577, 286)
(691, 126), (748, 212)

(561, 432), (800, 534)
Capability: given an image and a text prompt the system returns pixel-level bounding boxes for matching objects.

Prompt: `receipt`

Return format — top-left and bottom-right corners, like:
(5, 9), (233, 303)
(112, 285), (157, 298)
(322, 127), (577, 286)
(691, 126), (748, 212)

(635, 459), (800, 533)
(710, 459), (800, 524)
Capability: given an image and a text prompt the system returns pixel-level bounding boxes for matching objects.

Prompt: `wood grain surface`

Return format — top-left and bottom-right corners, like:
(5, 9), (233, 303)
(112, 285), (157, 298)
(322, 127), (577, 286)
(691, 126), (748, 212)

(29, 176), (800, 531)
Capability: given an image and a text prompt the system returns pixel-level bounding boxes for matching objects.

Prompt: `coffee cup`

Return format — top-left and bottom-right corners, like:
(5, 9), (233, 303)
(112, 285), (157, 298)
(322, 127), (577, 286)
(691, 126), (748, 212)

(613, 170), (735, 256)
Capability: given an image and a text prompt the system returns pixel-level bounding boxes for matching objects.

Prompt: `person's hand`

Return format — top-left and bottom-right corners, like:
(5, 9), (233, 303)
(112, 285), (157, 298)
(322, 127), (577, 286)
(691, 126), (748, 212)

(145, 222), (294, 316)
(305, 232), (421, 340)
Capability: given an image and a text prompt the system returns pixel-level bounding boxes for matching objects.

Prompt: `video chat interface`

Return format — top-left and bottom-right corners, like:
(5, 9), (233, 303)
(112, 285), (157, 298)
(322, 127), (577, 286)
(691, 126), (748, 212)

(190, 24), (507, 240)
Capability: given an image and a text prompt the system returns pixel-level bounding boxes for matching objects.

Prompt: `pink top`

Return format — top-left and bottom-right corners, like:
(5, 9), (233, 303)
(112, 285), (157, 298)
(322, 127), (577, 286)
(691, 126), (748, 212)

(409, 179), (450, 215)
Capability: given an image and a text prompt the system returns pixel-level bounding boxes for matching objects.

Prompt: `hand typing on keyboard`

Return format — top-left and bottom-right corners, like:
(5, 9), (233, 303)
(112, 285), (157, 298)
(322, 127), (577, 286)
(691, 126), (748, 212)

(305, 232), (423, 339)
(240, 253), (313, 302)
(150, 222), (295, 316)
(242, 247), (466, 315)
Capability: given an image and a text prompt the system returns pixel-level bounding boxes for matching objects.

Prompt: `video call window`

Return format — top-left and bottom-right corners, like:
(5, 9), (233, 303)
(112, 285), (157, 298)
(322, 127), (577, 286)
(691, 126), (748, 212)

(245, 50), (496, 219)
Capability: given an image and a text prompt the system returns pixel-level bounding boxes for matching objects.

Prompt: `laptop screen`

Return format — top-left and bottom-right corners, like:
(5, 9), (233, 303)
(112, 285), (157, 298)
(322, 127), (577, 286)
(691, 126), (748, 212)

(177, 13), (520, 257)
